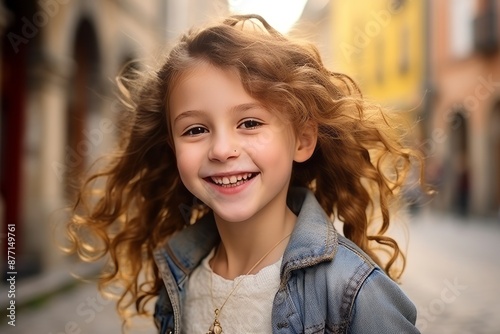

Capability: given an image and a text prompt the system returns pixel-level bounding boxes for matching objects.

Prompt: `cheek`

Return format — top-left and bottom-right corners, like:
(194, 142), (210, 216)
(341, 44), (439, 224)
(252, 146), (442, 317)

(244, 131), (296, 165)
(176, 155), (188, 178)
(174, 144), (199, 178)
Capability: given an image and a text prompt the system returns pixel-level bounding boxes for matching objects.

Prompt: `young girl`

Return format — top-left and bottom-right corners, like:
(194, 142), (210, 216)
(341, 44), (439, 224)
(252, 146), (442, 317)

(67, 14), (424, 333)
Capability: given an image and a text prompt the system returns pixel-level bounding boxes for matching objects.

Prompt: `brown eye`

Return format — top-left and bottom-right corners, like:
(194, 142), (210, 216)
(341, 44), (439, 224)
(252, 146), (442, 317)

(183, 126), (208, 136)
(239, 119), (262, 129)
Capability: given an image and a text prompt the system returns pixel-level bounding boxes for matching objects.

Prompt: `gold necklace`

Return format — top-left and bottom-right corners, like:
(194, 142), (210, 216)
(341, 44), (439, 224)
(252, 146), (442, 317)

(206, 232), (292, 334)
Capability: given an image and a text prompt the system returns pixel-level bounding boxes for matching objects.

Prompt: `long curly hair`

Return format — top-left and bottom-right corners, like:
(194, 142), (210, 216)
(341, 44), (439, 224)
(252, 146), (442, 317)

(66, 14), (425, 325)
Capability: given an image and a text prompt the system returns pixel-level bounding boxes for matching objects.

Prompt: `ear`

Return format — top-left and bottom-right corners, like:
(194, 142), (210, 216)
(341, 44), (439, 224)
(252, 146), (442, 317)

(294, 121), (318, 163)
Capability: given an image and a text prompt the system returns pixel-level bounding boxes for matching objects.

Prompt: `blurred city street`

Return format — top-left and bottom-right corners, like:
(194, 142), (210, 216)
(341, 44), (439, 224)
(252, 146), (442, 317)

(1, 1), (500, 334)
(1, 210), (499, 334)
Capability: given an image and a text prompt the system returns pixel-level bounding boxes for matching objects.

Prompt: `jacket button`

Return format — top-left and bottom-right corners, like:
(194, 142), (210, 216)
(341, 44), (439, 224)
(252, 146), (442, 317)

(277, 322), (289, 329)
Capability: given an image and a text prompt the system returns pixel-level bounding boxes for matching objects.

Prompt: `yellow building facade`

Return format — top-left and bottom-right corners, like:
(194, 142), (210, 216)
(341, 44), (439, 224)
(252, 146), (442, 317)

(330, 0), (427, 109)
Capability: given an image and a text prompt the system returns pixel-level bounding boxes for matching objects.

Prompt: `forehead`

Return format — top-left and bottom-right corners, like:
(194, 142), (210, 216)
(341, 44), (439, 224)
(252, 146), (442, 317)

(168, 62), (252, 114)
(172, 62), (241, 94)
(167, 61), (293, 129)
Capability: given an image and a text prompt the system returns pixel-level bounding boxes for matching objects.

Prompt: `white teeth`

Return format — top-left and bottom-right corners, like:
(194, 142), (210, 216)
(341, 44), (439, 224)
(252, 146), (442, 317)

(210, 173), (254, 186)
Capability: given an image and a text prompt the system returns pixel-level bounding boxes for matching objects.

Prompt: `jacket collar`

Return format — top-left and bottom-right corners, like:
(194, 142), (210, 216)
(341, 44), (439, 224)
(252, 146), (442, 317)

(155, 187), (338, 286)
(281, 187), (338, 279)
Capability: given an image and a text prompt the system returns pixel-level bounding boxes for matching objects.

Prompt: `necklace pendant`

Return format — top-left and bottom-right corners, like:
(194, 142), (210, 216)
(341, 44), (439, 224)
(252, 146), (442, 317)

(207, 319), (223, 334)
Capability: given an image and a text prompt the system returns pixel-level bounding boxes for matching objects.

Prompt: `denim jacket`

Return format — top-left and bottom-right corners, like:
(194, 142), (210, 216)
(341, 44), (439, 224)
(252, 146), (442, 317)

(153, 188), (419, 333)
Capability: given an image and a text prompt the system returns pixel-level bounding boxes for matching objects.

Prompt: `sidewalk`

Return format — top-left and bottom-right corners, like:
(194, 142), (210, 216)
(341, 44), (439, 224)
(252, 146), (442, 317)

(1, 278), (155, 333)
(400, 210), (500, 334)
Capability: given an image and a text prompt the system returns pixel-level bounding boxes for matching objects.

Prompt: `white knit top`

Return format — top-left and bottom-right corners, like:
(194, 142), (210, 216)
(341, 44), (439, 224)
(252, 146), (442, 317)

(181, 249), (282, 334)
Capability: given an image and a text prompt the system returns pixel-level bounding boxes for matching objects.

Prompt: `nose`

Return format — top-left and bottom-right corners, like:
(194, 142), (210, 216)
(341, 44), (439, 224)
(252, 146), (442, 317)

(208, 132), (240, 162)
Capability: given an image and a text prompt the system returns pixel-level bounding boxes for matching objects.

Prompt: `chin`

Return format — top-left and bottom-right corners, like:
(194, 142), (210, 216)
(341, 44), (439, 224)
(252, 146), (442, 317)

(213, 210), (255, 224)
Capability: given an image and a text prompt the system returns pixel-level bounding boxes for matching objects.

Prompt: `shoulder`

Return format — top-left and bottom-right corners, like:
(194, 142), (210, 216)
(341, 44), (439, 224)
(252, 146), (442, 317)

(324, 236), (418, 332)
(290, 233), (378, 288)
(314, 234), (378, 286)
(347, 269), (419, 332)
(321, 234), (414, 311)
(289, 235), (376, 322)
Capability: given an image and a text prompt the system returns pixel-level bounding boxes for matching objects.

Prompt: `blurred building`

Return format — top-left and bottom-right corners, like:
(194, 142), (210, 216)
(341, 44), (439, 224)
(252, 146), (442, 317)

(0, 0), (226, 304)
(329, 0), (429, 211)
(427, 0), (500, 217)
(329, 0), (500, 218)
(330, 0), (427, 112)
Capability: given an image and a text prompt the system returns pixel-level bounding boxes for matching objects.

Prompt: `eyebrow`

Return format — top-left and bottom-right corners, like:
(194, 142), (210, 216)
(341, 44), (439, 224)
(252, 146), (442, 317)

(233, 102), (262, 112)
(172, 109), (204, 124)
(172, 102), (263, 124)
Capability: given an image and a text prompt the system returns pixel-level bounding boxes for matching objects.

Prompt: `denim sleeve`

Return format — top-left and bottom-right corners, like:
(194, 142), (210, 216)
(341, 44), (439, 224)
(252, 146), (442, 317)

(348, 269), (420, 334)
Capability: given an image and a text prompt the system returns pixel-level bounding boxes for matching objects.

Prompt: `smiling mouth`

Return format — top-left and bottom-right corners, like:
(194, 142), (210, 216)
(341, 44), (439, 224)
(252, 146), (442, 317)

(207, 172), (258, 187)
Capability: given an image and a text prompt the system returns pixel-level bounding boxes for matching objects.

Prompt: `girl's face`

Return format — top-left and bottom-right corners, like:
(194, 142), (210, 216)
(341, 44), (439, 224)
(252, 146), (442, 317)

(169, 62), (302, 223)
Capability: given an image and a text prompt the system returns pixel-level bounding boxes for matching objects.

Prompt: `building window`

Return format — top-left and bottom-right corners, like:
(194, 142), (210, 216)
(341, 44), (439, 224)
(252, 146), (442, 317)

(399, 25), (410, 74)
(473, 0), (498, 55)
(390, 0), (407, 12)
(449, 0), (475, 58)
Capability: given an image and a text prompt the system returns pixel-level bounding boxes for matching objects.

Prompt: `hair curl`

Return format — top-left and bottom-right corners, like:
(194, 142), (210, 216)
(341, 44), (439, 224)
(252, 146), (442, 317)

(66, 14), (426, 326)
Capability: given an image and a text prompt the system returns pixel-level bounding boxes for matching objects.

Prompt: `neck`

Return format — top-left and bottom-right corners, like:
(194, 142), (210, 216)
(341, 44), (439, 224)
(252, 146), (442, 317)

(211, 202), (296, 280)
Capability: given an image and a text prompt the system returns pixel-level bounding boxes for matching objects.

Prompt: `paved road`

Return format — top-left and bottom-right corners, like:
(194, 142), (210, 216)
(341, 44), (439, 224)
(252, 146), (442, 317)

(402, 210), (500, 334)
(1, 278), (155, 334)
(1, 210), (499, 333)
